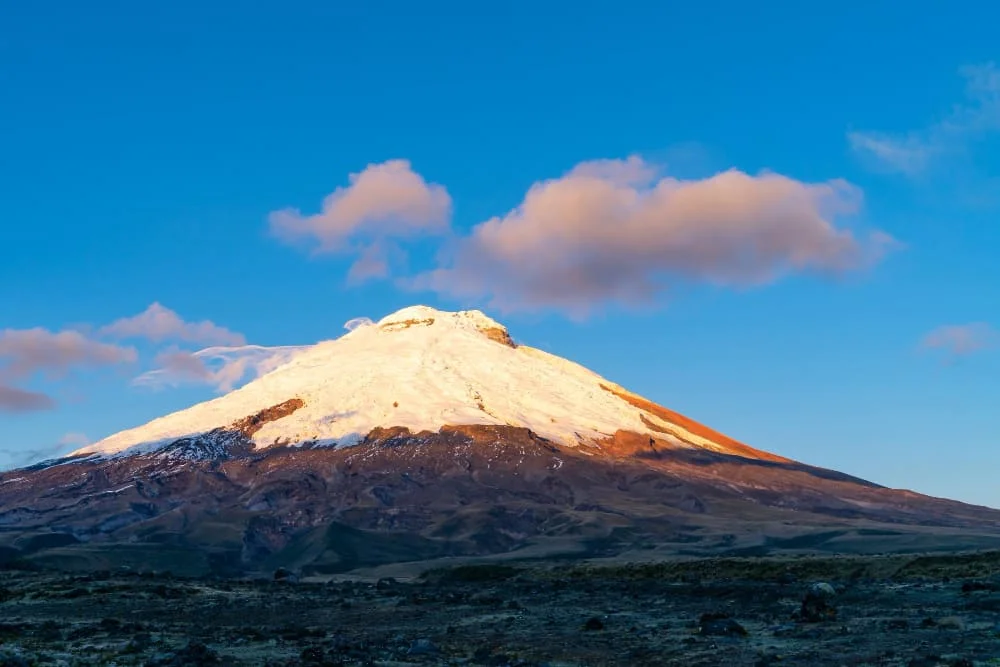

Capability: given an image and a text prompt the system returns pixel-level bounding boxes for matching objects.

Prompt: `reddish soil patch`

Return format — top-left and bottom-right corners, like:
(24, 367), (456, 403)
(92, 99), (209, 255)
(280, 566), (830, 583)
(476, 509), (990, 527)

(231, 398), (306, 437)
(600, 384), (789, 463)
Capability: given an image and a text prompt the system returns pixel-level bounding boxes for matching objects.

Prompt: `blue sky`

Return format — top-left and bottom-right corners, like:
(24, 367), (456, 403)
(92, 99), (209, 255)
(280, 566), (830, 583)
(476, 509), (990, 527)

(2, 2), (999, 506)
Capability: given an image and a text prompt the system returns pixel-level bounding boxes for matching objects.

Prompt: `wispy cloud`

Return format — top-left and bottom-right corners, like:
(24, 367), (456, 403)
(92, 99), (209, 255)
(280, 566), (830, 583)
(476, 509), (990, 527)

(343, 317), (374, 332)
(58, 432), (90, 447)
(100, 302), (246, 346)
(134, 344), (310, 392)
(921, 323), (998, 359)
(412, 156), (894, 316)
(0, 432), (90, 470)
(269, 159), (452, 281)
(849, 62), (1000, 176)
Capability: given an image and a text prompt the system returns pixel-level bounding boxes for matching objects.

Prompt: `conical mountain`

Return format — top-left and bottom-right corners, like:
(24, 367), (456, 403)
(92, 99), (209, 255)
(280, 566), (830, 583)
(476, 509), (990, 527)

(0, 305), (997, 576)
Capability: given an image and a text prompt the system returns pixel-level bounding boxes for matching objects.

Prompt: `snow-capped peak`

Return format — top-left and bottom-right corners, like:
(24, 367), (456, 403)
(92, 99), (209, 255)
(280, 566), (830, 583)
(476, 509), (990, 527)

(75, 305), (771, 462)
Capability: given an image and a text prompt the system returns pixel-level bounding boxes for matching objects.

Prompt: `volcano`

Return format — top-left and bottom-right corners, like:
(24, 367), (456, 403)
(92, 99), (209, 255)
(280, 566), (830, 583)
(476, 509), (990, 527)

(1, 306), (998, 576)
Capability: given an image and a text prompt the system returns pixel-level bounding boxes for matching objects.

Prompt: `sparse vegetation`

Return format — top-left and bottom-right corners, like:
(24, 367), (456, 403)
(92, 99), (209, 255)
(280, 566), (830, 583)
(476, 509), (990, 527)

(0, 554), (995, 664)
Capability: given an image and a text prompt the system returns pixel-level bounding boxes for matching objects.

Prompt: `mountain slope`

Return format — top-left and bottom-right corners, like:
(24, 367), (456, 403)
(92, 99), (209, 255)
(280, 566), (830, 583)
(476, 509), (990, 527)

(0, 305), (997, 575)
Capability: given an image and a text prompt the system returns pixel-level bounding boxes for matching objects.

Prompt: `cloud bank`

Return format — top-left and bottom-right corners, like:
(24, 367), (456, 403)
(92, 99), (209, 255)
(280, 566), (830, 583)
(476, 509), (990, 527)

(0, 328), (138, 412)
(412, 156), (892, 315)
(1, 303), (249, 412)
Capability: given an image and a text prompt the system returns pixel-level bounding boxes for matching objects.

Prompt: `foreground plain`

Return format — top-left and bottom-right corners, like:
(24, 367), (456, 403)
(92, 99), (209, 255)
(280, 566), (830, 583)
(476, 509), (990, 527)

(0, 552), (998, 665)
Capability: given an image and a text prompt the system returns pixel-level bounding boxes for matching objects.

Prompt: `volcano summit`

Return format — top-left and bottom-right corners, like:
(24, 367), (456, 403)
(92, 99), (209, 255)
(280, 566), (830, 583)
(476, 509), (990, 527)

(1, 306), (998, 576)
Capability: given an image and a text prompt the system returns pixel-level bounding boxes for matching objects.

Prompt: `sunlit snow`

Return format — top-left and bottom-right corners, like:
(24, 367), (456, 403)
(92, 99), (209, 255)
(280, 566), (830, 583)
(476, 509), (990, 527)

(76, 305), (701, 458)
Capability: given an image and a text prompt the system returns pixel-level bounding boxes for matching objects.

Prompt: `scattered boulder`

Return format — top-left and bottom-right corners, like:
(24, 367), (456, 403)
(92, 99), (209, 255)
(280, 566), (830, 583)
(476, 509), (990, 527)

(755, 654), (783, 667)
(376, 577), (398, 590)
(583, 617), (605, 631)
(799, 583), (837, 623)
(698, 612), (748, 637)
(777, 571), (797, 585)
(100, 617), (122, 632)
(937, 616), (966, 630)
(960, 581), (997, 593)
(906, 658), (941, 667)
(407, 638), (439, 656)
(299, 646), (326, 664)
(145, 640), (220, 666)
(0, 649), (31, 667)
(811, 582), (837, 598)
(273, 567), (298, 583)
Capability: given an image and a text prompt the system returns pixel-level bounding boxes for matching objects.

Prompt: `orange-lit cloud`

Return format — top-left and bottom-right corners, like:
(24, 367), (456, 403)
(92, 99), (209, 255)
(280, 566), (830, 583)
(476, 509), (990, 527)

(414, 157), (893, 315)
(0, 328), (138, 379)
(100, 302), (246, 346)
(270, 159), (451, 281)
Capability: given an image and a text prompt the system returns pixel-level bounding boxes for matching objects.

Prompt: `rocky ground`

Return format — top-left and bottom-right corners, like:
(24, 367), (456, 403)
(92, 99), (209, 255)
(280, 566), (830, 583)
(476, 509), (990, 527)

(0, 552), (998, 666)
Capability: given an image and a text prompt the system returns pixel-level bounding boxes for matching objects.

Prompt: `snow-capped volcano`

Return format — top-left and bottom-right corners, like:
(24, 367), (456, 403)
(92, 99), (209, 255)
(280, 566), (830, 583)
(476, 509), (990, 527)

(5, 304), (999, 577)
(77, 305), (780, 462)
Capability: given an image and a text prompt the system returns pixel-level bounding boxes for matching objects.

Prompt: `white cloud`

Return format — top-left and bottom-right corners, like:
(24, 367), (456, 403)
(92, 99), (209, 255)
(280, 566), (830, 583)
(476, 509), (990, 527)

(58, 432), (91, 447)
(134, 344), (311, 392)
(413, 157), (893, 315)
(343, 317), (374, 332)
(847, 133), (931, 176)
(850, 62), (1000, 175)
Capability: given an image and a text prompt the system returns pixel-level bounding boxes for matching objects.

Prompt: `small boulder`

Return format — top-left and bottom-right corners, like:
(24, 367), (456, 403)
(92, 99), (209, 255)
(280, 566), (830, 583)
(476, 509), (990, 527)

(960, 580), (997, 593)
(407, 638), (439, 656)
(810, 582), (837, 598)
(146, 640), (220, 666)
(300, 646), (326, 664)
(799, 585), (837, 623)
(376, 577), (399, 591)
(583, 617), (605, 631)
(777, 571), (797, 585)
(698, 612), (747, 637)
(0, 649), (30, 667)
(273, 567), (298, 583)
(937, 616), (965, 630)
